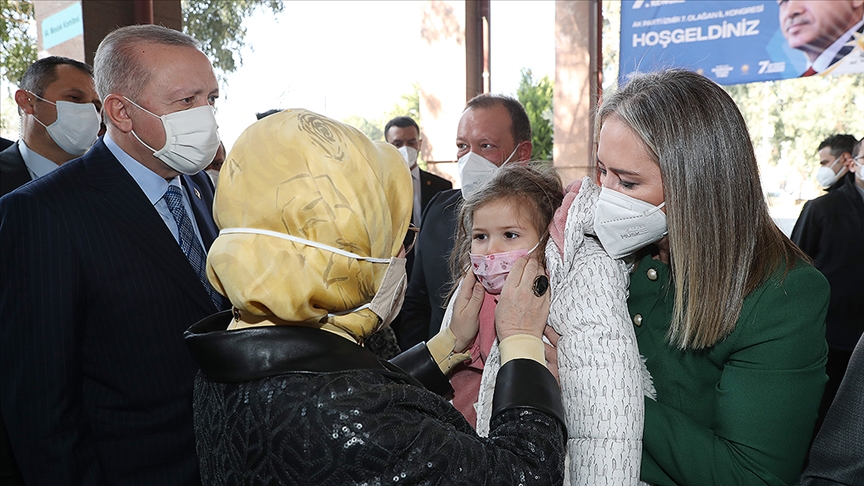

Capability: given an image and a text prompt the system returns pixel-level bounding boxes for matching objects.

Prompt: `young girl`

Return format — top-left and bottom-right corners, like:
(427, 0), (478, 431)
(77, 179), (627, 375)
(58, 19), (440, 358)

(443, 164), (650, 485)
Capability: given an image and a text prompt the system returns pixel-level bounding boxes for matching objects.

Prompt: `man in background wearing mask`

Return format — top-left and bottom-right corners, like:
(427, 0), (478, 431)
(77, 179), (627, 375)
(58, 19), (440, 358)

(792, 135), (864, 436)
(809, 134), (857, 192)
(383, 116), (451, 276)
(392, 94), (532, 350)
(0, 25), (227, 485)
(0, 56), (101, 197)
(798, 138), (864, 484)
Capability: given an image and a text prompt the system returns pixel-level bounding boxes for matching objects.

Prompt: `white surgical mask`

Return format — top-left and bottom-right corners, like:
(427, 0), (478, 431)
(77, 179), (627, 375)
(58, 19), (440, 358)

(398, 146), (418, 170)
(816, 156), (845, 189)
(206, 169), (220, 187)
(28, 92), (99, 156)
(124, 96), (221, 175)
(457, 145), (519, 198)
(218, 227), (407, 329)
(855, 158), (864, 182)
(594, 187), (667, 259)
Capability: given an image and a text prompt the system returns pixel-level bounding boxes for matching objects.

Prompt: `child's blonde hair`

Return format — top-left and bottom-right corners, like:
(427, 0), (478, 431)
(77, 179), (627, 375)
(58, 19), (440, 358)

(447, 163), (564, 298)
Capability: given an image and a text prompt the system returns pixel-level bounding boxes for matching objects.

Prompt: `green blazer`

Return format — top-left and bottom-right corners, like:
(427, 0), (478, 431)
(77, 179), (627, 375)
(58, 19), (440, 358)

(630, 255), (829, 485)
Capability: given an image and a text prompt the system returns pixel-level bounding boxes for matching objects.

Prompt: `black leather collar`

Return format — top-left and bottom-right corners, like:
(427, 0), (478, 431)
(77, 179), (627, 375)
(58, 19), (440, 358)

(185, 311), (389, 383)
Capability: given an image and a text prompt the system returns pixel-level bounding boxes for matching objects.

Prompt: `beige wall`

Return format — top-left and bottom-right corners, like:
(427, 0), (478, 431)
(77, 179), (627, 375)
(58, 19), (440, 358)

(34, 0), (182, 66)
(34, 1), (86, 61)
(554, 0), (601, 185)
(418, 0), (469, 185)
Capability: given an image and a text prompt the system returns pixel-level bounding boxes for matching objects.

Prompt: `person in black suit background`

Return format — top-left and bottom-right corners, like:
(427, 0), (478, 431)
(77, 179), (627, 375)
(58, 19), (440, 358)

(394, 95), (533, 350)
(0, 137), (12, 151)
(799, 333), (864, 484)
(0, 55), (102, 486)
(382, 116), (452, 354)
(791, 134), (864, 436)
(0, 24), (228, 485)
(383, 116), (452, 277)
(0, 56), (101, 197)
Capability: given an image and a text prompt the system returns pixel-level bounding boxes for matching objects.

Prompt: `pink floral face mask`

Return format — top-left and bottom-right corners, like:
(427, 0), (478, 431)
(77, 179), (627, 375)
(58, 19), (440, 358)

(469, 241), (541, 294)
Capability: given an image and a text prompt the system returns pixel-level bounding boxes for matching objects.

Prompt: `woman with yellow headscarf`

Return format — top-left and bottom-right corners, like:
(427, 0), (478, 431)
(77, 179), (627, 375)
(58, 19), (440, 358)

(184, 109), (566, 484)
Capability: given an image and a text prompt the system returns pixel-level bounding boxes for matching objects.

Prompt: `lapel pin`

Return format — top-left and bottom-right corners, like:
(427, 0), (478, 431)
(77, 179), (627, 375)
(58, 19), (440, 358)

(194, 188), (201, 199)
(426, 180), (431, 185)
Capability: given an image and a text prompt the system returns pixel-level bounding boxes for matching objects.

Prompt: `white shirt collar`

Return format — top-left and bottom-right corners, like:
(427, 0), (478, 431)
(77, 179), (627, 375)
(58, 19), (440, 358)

(811, 18), (864, 73)
(17, 139), (61, 180)
(104, 133), (179, 205)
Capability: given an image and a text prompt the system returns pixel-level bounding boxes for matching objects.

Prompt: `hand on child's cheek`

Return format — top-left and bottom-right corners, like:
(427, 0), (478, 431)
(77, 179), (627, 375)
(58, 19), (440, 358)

(450, 268), (484, 352)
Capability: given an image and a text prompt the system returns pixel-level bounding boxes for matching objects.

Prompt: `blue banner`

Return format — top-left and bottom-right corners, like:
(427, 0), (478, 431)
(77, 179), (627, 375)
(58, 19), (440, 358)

(619, 0), (864, 85)
(42, 2), (84, 50)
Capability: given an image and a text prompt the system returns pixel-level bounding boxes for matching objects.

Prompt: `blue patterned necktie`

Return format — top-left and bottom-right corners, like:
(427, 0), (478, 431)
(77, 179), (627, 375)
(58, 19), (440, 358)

(163, 185), (222, 309)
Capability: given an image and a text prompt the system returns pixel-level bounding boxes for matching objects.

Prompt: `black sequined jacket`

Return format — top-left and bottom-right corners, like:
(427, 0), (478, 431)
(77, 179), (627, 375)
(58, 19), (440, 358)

(185, 311), (566, 485)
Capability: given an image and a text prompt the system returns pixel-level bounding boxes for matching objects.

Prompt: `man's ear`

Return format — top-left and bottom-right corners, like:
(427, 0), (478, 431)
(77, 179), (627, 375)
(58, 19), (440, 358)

(841, 152), (856, 171)
(517, 140), (534, 162)
(102, 94), (133, 133)
(14, 89), (35, 115)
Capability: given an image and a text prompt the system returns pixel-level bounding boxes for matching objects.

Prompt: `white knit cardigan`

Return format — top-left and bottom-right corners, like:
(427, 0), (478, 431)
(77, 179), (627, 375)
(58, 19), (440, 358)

(441, 178), (653, 485)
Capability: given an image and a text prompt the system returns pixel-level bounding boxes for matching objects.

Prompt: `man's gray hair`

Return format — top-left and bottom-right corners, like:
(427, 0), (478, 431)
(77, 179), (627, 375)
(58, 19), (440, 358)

(94, 24), (201, 101)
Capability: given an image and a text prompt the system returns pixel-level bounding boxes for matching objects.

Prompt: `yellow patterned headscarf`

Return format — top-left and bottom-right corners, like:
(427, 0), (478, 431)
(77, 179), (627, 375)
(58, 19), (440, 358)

(206, 109), (412, 343)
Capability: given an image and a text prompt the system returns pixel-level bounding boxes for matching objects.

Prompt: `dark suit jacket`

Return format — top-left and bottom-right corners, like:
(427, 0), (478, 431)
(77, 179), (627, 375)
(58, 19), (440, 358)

(0, 144), (32, 197)
(405, 169), (452, 280)
(791, 180), (864, 351)
(418, 169), (452, 212)
(393, 188), (462, 350)
(799, 333), (864, 485)
(0, 137), (14, 151)
(0, 138), (226, 485)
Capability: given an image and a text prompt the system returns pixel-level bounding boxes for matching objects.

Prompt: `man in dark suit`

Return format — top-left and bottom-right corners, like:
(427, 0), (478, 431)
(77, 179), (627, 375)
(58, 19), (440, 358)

(792, 136), (864, 436)
(799, 332), (864, 484)
(378, 117), (451, 355)
(0, 55), (101, 486)
(0, 56), (101, 197)
(383, 116), (452, 276)
(394, 95), (533, 350)
(0, 24), (227, 485)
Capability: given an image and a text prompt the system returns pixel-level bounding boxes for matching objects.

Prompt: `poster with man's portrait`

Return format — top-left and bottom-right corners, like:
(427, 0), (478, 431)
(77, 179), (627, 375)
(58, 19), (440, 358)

(619, 0), (864, 85)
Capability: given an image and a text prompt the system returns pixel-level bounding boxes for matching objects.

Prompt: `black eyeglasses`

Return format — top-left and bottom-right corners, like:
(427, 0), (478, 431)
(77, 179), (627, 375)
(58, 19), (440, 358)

(405, 224), (420, 255)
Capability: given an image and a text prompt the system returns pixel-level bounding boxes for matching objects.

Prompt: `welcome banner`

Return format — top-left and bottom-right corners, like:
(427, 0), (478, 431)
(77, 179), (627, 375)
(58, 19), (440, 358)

(619, 0), (864, 85)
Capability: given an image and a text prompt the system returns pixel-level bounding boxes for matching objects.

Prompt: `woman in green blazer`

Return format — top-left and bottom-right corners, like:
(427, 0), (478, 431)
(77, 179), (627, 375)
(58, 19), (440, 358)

(592, 69), (829, 485)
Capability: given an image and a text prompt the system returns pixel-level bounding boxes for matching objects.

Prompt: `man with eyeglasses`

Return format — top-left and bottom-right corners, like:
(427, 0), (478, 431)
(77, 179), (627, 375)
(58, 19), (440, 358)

(792, 135), (864, 437)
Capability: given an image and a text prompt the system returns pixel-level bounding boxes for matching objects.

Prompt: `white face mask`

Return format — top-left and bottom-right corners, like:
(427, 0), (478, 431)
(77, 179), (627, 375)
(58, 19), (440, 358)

(457, 145), (519, 198)
(856, 158), (864, 182)
(124, 97), (221, 175)
(398, 146), (418, 170)
(594, 187), (667, 259)
(816, 156), (845, 189)
(206, 169), (220, 187)
(218, 227), (407, 329)
(29, 92), (100, 156)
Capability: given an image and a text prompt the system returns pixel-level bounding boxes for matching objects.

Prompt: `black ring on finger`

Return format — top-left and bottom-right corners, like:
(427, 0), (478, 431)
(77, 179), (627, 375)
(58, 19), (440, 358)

(532, 275), (549, 297)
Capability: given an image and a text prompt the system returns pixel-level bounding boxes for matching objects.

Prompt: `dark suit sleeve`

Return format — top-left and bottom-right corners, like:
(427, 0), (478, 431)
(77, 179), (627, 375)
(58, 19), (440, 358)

(0, 192), (102, 485)
(394, 199), (437, 350)
(799, 333), (864, 485)
(790, 200), (820, 257)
